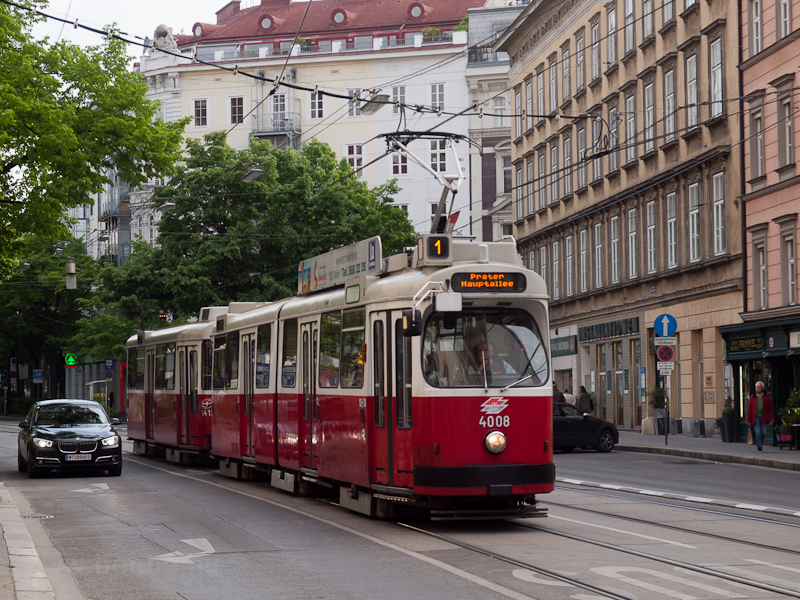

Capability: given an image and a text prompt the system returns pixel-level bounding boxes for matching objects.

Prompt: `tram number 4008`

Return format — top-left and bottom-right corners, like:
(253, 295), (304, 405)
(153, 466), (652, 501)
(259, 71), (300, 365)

(479, 415), (510, 428)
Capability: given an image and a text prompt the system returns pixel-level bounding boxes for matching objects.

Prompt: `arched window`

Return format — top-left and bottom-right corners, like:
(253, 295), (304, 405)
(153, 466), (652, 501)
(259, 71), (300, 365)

(149, 214), (154, 243)
(138, 216), (143, 238)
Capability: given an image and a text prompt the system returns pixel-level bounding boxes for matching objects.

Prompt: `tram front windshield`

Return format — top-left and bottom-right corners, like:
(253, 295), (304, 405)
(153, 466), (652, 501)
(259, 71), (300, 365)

(422, 309), (548, 388)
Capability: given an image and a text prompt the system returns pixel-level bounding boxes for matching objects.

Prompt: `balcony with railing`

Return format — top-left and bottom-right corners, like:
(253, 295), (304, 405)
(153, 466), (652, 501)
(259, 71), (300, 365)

(98, 192), (130, 221)
(467, 46), (510, 66)
(252, 112), (301, 135)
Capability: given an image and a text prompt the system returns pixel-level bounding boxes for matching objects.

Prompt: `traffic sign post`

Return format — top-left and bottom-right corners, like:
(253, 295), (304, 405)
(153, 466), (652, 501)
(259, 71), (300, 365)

(655, 313), (677, 337)
(657, 346), (675, 362)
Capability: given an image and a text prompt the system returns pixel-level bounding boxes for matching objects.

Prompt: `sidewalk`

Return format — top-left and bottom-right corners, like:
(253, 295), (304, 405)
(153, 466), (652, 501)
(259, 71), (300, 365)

(616, 430), (800, 472)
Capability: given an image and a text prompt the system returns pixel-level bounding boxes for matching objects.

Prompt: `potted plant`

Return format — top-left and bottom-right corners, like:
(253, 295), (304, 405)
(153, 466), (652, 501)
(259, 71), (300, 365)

(648, 387), (666, 434)
(721, 396), (736, 442)
(693, 419), (705, 437)
(669, 416), (682, 434)
(775, 421), (794, 443)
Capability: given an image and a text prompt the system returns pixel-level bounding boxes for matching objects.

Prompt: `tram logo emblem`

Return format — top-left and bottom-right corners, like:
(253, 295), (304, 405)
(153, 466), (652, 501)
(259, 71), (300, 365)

(200, 399), (212, 411)
(480, 397), (508, 415)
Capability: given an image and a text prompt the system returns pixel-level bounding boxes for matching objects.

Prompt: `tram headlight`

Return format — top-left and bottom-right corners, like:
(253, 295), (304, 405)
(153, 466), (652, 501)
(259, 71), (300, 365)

(484, 430), (507, 454)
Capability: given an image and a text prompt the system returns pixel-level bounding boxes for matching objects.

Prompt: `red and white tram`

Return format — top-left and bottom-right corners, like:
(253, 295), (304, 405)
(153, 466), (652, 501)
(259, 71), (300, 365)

(126, 234), (555, 519)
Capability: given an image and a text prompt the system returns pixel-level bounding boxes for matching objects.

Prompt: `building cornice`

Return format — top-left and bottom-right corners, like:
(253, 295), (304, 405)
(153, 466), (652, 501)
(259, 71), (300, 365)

(742, 172), (800, 203)
(740, 28), (800, 71)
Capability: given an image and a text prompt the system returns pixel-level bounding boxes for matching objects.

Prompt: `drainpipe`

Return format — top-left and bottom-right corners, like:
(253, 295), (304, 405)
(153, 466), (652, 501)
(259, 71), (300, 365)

(738, 0), (747, 314)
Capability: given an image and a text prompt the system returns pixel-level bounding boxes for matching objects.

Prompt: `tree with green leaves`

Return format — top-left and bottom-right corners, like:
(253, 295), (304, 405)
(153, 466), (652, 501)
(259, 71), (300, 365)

(0, 1), (188, 277)
(0, 235), (98, 397)
(74, 134), (417, 359)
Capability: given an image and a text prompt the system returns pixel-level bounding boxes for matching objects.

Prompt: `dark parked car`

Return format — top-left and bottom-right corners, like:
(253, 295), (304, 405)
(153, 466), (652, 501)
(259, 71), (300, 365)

(553, 402), (618, 453)
(18, 400), (122, 478)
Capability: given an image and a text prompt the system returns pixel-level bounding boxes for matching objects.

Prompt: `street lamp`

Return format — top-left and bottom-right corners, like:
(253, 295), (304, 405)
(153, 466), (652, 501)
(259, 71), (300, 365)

(242, 168), (263, 183)
(20, 261), (30, 271)
(158, 201), (176, 212)
(360, 93), (390, 116)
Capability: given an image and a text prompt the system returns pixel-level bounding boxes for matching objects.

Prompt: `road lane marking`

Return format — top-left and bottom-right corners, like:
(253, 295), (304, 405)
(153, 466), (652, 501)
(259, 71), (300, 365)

(127, 458), (539, 600)
(733, 503), (767, 511)
(70, 483), (109, 494)
(592, 566), (748, 599)
(639, 490), (664, 496)
(683, 497), (713, 503)
(152, 538), (216, 565)
(512, 569), (572, 586)
(548, 515), (696, 548)
(561, 479), (585, 485)
(599, 484), (623, 490)
(719, 565), (800, 591)
(745, 559), (800, 574)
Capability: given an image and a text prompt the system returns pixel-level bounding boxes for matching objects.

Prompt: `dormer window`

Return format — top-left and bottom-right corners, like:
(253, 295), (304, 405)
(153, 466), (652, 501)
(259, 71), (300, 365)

(408, 2), (431, 19)
(261, 16), (273, 30)
(193, 24), (202, 36)
(331, 9), (355, 26)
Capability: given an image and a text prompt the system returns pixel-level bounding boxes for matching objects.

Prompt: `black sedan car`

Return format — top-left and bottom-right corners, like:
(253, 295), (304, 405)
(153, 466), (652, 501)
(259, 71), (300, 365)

(553, 402), (618, 452)
(18, 400), (122, 478)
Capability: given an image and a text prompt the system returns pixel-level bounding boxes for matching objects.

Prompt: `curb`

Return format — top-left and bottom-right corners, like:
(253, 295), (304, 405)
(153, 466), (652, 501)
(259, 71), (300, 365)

(615, 444), (800, 472)
(555, 477), (800, 519)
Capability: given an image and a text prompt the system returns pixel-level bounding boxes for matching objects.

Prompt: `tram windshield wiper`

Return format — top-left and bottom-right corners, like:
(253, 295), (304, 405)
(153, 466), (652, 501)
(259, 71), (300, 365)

(502, 374), (533, 392)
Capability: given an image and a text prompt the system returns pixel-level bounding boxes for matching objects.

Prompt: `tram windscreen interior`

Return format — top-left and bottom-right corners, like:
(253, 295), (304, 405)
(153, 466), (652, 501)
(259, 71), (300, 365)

(422, 309), (548, 388)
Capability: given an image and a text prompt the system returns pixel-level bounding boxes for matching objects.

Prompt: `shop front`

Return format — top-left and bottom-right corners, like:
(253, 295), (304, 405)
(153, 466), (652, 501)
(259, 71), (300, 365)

(551, 326), (578, 396)
(720, 320), (800, 442)
(579, 316), (644, 429)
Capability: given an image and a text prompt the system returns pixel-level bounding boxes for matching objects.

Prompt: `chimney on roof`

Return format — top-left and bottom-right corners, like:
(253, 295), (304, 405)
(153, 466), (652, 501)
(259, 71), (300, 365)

(216, 1), (241, 24)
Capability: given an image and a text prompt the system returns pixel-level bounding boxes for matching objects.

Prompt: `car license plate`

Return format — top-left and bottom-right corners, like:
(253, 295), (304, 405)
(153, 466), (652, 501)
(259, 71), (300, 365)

(65, 454), (91, 461)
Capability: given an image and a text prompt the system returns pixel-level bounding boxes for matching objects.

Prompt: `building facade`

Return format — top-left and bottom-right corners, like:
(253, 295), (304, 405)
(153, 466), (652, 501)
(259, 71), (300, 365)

(497, 0), (743, 432)
(137, 0), (503, 238)
(466, 3), (525, 241)
(720, 0), (800, 441)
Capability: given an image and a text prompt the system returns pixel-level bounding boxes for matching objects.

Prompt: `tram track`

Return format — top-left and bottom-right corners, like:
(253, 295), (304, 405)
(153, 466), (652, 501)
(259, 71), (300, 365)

(401, 518), (800, 599)
(555, 484), (800, 527)
(542, 497), (800, 557)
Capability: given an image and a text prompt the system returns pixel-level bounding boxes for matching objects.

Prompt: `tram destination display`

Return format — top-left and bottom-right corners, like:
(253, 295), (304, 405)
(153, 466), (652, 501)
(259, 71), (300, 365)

(451, 272), (526, 292)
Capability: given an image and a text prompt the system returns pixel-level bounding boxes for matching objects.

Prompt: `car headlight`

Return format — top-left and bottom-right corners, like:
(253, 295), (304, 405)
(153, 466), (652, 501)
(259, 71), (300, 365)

(34, 438), (53, 448)
(101, 435), (119, 447)
(484, 430), (507, 454)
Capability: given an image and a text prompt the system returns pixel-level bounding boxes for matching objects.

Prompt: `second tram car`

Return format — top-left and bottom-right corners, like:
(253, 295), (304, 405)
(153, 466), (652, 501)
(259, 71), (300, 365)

(126, 234), (555, 519)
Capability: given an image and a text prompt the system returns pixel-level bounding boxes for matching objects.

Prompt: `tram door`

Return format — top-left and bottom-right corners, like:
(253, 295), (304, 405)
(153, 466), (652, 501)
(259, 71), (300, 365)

(145, 349), (155, 439)
(370, 313), (391, 485)
(300, 322), (318, 470)
(178, 347), (188, 445)
(393, 315), (414, 488)
(242, 333), (256, 457)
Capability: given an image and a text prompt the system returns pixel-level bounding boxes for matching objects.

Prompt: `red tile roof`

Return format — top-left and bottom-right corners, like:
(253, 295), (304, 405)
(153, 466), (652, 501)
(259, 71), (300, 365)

(182, 0), (483, 47)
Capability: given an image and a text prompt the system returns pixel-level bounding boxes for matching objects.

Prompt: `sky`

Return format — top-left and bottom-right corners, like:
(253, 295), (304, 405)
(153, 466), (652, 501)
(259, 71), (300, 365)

(32, 0), (232, 58)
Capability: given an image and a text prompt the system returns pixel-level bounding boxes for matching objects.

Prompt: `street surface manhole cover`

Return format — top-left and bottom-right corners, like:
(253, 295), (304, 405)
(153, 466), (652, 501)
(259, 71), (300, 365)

(20, 514), (54, 519)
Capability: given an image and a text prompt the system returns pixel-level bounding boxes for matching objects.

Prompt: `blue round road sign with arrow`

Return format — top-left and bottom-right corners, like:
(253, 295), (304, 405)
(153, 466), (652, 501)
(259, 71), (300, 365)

(655, 313), (677, 337)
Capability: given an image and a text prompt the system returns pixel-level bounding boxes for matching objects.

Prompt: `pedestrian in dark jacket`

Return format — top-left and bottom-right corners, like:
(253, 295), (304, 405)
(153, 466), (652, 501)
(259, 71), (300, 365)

(552, 382), (565, 404)
(576, 386), (592, 414)
(746, 381), (775, 452)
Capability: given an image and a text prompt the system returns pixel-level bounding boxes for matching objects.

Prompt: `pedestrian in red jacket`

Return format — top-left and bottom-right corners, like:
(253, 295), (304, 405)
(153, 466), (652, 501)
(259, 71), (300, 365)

(746, 381), (775, 452)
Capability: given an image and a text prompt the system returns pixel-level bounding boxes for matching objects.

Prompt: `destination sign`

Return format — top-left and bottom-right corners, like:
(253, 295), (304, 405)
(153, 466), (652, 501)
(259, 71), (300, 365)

(451, 272), (526, 292)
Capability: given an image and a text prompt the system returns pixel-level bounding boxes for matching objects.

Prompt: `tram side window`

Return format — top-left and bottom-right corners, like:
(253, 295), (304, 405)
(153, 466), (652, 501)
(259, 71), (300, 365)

(164, 343), (176, 390)
(201, 340), (213, 391)
(226, 332), (239, 390)
(282, 319), (298, 387)
(374, 321), (385, 428)
(341, 308), (365, 388)
(395, 319), (412, 429)
(189, 350), (199, 413)
(319, 311), (341, 388)
(212, 336), (226, 390)
(136, 350), (145, 390)
(256, 324), (271, 388)
(155, 345), (166, 390)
